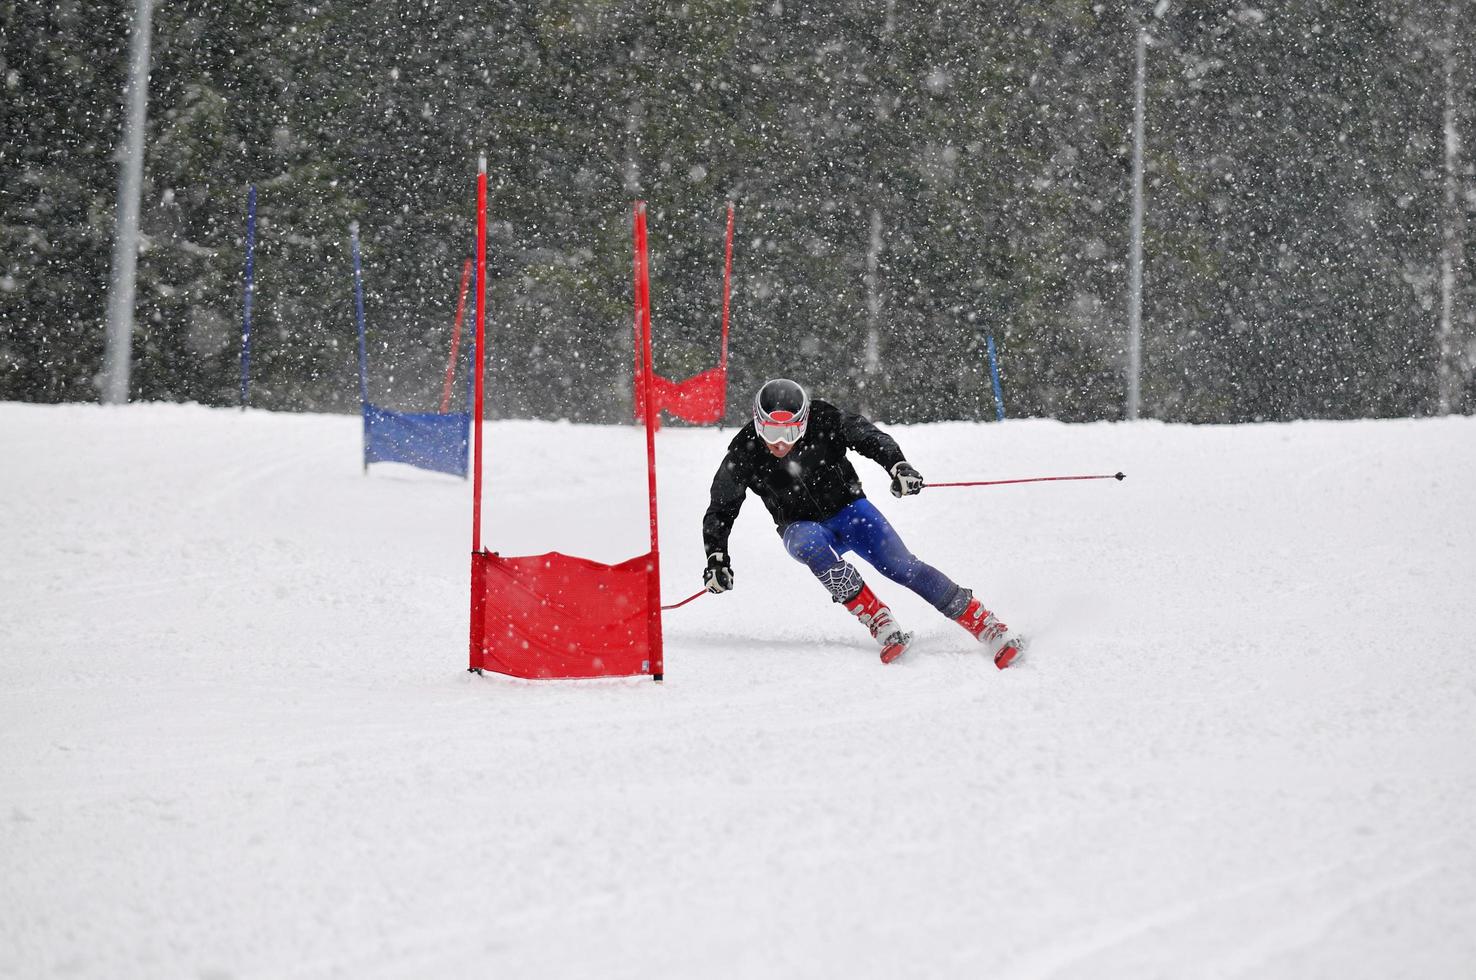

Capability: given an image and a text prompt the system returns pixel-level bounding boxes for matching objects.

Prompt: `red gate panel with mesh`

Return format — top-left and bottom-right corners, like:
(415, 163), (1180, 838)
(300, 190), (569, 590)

(649, 365), (727, 425)
(469, 550), (661, 679)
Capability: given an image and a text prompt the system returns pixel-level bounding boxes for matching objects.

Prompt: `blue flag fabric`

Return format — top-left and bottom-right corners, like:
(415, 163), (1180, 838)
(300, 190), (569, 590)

(363, 403), (470, 477)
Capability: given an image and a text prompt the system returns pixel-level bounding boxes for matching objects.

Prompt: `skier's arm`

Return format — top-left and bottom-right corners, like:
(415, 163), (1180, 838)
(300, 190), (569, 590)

(702, 451), (749, 558)
(839, 407), (906, 473)
(840, 407), (924, 496)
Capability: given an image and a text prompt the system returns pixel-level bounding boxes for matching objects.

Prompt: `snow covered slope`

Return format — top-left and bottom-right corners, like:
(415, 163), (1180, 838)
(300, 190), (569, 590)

(2, 402), (1474, 979)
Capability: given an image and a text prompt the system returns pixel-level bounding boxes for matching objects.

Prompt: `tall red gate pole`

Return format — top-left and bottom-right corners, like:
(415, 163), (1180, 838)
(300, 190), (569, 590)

(635, 202), (664, 682)
(469, 156), (489, 673)
(632, 212), (646, 425)
(720, 201), (733, 373)
(439, 258), (472, 413)
(472, 158), (487, 552)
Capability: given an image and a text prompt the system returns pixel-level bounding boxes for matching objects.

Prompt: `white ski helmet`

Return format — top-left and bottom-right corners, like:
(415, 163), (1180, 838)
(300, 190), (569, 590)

(753, 378), (810, 445)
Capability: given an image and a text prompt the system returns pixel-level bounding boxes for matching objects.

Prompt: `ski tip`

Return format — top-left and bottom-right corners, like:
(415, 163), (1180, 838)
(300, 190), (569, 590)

(880, 631), (914, 664)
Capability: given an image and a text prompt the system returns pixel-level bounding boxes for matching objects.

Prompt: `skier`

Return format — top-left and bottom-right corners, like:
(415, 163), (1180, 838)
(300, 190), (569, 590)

(701, 378), (1024, 667)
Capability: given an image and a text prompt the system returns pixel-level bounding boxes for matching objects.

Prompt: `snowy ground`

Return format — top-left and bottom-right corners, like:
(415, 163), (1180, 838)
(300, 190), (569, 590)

(2, 401), (1475, 979)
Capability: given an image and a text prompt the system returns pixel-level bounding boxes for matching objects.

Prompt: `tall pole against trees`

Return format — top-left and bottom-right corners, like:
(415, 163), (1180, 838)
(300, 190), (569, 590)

(1126, 24), (1148, 421)
(1436, 0), (1468, 415)
(621, 31), (646, 423)
(861, 0), (898, 420)
(863, 208), (883, 396)
(101, 0), (155, 405)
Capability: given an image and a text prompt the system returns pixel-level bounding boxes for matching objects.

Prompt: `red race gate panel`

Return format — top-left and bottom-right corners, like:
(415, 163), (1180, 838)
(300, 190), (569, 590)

(470, 550), (661, 679)
(649, 364), (727, 425)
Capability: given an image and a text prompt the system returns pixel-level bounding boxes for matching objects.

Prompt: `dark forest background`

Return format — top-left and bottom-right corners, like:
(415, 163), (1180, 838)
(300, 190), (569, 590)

(3, 0), (1473, 423)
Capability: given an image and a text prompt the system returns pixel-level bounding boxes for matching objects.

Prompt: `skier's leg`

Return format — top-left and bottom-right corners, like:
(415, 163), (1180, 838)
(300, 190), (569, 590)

(829, 498), (970, 616)
(831, 499), (1024, 667)
(953, 595), (1026, 668)
(783, 520), (909, 661)
(782, 520), (859, 600)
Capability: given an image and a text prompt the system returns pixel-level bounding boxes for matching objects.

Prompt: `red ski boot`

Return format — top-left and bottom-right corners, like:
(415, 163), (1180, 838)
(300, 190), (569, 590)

(954, 596), (1025, 669)
(844, 584), (912, 664)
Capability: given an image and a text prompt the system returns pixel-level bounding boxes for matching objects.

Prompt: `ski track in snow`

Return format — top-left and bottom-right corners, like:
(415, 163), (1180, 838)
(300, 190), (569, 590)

(2, 402), (1475, 979)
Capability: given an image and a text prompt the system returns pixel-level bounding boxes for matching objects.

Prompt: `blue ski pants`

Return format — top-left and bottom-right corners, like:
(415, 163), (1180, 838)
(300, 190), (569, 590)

(781, 498), (963, 613)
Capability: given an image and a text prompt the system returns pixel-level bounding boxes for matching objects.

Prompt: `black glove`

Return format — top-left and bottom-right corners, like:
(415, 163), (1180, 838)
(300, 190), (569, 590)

(890, 461), (924, 497)
(704, 551), (734, 593)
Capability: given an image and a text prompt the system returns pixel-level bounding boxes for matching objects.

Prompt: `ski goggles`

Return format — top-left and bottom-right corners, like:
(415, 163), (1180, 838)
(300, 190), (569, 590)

(754, 407), (809, 445)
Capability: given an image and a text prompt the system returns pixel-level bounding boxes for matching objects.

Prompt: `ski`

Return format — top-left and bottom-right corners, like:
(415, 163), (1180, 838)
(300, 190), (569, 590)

(880, 630), (914, 664)
(994, 637), (1025, 670)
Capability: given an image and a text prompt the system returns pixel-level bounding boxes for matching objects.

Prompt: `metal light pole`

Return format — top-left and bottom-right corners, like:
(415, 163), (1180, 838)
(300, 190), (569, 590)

(101, 0), (155, 405)
(1126, 25), (1147, 421)
(1436, 2), (1467, 415)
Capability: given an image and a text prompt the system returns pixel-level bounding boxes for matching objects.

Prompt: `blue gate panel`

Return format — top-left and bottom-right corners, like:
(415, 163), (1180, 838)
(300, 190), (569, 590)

(363, 404), (470, 477)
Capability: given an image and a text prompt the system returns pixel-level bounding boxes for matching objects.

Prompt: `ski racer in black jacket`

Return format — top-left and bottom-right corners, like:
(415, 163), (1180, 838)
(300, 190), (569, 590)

(701, 378), (1024, 667)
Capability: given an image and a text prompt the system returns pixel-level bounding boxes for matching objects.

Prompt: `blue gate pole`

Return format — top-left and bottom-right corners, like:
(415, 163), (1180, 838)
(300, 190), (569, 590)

(987, 334), (1006, 422)
(462, 294), (476, 479)
(351, 222), (370, 473)
(351, 222), (369, 408)
(239, 185), (256, 409)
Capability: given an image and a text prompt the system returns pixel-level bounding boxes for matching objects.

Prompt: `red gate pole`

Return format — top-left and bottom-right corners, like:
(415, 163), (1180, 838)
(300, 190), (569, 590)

(632, 214), (645, 425)
(473, 158), (488, 552)
(469, 156), (489, 673)
(635, 202), (665, 683)
(720, 201), (733, 373)
(439, 258), (472, 413)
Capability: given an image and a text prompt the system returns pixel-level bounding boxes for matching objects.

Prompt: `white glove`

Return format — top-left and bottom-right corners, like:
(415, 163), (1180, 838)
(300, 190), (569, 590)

(890, 461), (924, 497)
(704, 552), (734, 593)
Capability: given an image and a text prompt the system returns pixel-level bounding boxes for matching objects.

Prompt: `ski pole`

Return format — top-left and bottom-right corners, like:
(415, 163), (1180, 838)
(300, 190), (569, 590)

(662, 589), (708, 611)
(927, 472), (1126, 489)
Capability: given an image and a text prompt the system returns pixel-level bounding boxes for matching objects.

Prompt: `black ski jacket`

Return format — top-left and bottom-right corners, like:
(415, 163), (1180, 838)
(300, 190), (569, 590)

(702, 400), (906, 556)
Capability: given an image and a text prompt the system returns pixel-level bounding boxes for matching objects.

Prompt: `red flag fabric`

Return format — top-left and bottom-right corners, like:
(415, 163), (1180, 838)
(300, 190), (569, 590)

(650, 365), (727, 425)
(633, 203), (733, 427)
(470, 551), (659, 679)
